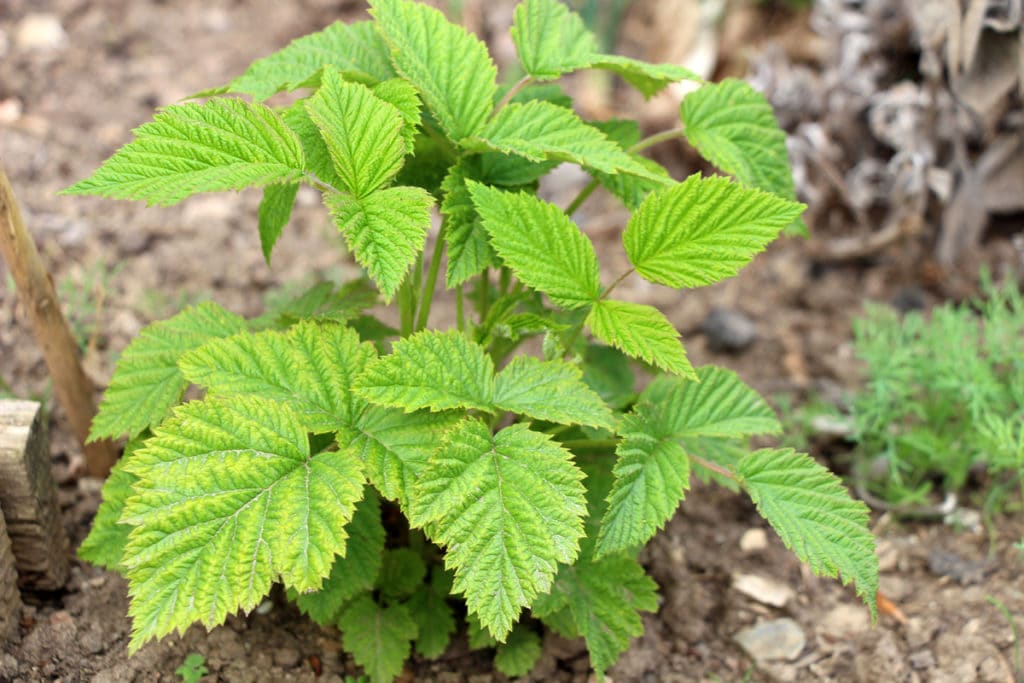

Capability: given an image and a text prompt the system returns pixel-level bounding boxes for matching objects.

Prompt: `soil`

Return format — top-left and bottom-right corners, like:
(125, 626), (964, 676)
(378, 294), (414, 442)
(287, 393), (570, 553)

(2, 1), (1023, 682)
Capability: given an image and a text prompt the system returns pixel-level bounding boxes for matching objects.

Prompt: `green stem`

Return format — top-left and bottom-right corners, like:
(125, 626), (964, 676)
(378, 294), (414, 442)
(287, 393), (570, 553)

(398, 279), (415, 337)
(629, 126), (685, 154)
(415, 222), (448, 331)
(565, 179), (599, 215)
(422, 122), (458, 161)
(476, 267), (490, 321)
(561, 438), (620, 451)
(499, 267), (512, 297)
(493, 75), (534, 115)
(562, 267), (635, 356)
(689, 454), (736, 481)
(456, 284), (466, 332)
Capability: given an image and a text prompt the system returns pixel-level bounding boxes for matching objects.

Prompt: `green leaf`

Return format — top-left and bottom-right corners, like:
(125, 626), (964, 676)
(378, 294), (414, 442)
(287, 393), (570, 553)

(410, 419), (587, 640)
(593, 56), (702, 98)
(257, 182), (298, 264)
(494, 625), (543, 678)
(377, 548), (427, 600)
(179, 321), (376, 433)
(407, 569), (456, 658)
(294, 492), (385, 625)
(737, 448), (879, 618)
(441, 164), (496, 288)
(586, 300), (695, 379)
(624, 174), (804, 288)
(306, 69), (407, 197)
(343, 407), (462, 511)
(90, 302), (247, 441)
(120, 396), (366, 651)
(467, 613), (499, 649)
(581, 344), (636, 411)
(595, 366), (779, 557)
(371, 0), (497, 143)
(222, 21), (395, 101)
(532, 554), (657, 678)
(78, 438), (145, 570)
(63, 99), (304, 206)
(680, 79), (805, 232)
(470, 101), (663, 180)
(339, 595), (418, 683)
(326, 186), (433, 301)
(511, 0), (597, 80)
(587, 120), (672, 210)
(494, 356), (615, 429)
(355, 330), (495, 413)
(468, 182), (600, 309)
(281, 100), (345, 189)
(372, 78), (423, 154)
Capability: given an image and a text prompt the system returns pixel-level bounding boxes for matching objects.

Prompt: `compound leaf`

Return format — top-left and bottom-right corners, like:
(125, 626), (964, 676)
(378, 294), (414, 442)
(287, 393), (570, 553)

(355, 330), (495, 413)
(494, 625), (543, 678)
(468, 182), (600, 309)
(281, 100), (345, 189)
(737, 448), (879, 618)
(339, 595), (418, 683)
(377, 548), (427, 600)
(64, 99), (304, 206)
(511, 0), (597, 80)
(294, 492), (385, 625)
(257, 182), (299, 264)
(494, 356), (615, 430)
(588, 119), (672, 210)
(306, 69), (407, 197)
(326, 186), (433, 302)
(78, 438), (145, 570)
(410, 419), (587, 640)
(624, 174), (804, 288)
(586, 300), (695, 379)
(680, 79), (805, 232)
(470, 101), (662, 180)
(222, 20), (395, 101)
(532, 554), (657, 678)
(371, 0), (497, 143)
(90, 302), (247, 441)
(343, 407), (462, 511)
(120, 396), (366, 651)
(179, 321), (376, 433)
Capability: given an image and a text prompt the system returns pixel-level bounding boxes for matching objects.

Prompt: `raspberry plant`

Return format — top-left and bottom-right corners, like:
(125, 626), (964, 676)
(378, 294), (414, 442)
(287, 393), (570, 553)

(68, 0), (878, 679)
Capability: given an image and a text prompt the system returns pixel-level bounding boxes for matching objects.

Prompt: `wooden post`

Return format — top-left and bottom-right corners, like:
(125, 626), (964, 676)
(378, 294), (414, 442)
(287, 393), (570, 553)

(0, 500), (23, 641)
(0, 400), (69, 590)
(0, 161), (117, 478)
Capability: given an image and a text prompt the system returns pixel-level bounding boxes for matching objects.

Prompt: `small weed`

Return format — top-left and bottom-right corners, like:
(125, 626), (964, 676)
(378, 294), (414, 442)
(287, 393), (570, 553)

(175, 653), (208, 683)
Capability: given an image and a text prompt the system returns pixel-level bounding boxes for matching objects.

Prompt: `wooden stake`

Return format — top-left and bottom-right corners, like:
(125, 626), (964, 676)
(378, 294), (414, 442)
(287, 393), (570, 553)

(0, 500), (23, 642)
(0, 161), (116, 478)
(0, 399), (70, 591)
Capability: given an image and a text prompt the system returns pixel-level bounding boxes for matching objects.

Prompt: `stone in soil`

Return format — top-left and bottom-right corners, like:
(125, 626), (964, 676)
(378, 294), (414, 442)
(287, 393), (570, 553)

(739, 527), (768, 553)
(15, 14), (67, 51)
(734, 618), (806, 662)
(818, 604), (870, 639)
(732, 573), (795, 607)
(701, 308), (758, 352)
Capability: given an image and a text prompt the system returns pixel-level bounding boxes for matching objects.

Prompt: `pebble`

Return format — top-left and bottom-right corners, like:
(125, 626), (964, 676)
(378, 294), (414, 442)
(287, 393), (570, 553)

(818, 604), (870, 639)
(15, 14), (67, 51)
(273, 647), (301, 669)
(739, 528), (768, 553)
(701, 308), (758, 352)
(732, 573), (794, 608)
(927, 548), (986, 585)
(809, 414), (854, 438)
(734, 618), (806, 662)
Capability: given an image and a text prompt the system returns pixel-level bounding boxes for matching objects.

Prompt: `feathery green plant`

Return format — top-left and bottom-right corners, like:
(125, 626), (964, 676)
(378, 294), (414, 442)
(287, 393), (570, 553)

(851, 276), (1024, 518)
(68, 1), (874, 679)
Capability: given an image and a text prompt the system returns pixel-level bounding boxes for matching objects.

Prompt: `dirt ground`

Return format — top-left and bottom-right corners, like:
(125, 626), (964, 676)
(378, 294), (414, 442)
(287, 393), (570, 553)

(1, 1), (1023, 681)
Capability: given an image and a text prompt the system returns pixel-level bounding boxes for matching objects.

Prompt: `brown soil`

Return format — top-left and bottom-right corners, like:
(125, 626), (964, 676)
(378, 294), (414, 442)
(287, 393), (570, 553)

(2, 1), (1023, 682)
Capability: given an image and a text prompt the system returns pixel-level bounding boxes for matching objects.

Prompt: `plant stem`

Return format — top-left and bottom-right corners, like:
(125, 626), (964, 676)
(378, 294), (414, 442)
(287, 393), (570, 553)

(499, 267), (511, 297)
(561, 438), (620, 451)
(493, 75), (533, 115)
(689, 454), (737, 481)
(629, 126), (685, 154)
(561, 267), (635, 356)
(422, 122), (458, 161)
(564, 179), (599, 215)
(398, 279), (415, 337)
(415, 222), (448, 331)
(456, 284), (466, 331)
(476, 267), (490, 321)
